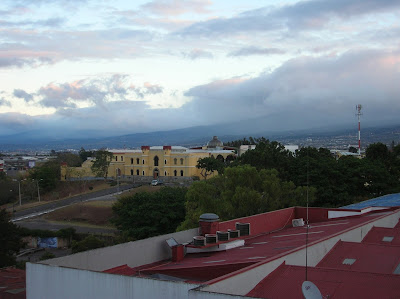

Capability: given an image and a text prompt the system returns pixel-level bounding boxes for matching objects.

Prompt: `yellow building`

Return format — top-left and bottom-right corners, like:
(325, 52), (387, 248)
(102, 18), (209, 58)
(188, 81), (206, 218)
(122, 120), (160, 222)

(62, 138), (236, 183)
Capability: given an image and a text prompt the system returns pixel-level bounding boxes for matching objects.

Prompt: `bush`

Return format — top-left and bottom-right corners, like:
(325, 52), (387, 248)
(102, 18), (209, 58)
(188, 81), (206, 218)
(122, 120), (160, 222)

(40, 251), (56, 261)
(71, 235), (106, 253)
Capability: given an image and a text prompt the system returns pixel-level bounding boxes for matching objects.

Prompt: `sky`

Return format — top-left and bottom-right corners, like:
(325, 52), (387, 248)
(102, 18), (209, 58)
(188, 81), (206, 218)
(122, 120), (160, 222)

(0, 0), (400, 139)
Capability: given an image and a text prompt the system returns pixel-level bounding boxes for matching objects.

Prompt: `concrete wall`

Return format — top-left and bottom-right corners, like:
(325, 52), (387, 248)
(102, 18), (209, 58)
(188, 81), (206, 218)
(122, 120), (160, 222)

(199, 209), (400, 296)
(27, 263), (199, 299)
(41, 228), (198, 271)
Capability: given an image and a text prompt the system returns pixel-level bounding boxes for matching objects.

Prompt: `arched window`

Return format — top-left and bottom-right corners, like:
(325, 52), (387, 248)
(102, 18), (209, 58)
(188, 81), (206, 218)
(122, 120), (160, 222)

(174, 158), (177, 165)
(164, 171), (167, 176)
(180, 170), (184, 176)
(115, 156), (118, 161)
(130, 169), (133, 175)
(136, 169), (139, 175)
(154, 156), (159, 166)
(136, 158), (140, 164)
(164, 159), (167, 165)
(180, 158), (184, 165)
(174, 170), (177, 176)
(131, 158), (133, 164)
(142, 159), (145, 164)
(142, 170), (145, 175)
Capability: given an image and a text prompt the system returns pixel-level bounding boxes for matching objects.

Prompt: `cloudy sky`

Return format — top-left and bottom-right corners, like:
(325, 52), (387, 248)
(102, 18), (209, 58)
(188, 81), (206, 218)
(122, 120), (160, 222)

(0, 0), (399, 139)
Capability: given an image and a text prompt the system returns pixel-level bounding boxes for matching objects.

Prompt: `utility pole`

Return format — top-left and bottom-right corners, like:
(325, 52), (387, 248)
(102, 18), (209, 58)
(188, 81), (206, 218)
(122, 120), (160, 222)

(356, 104), (362, 156)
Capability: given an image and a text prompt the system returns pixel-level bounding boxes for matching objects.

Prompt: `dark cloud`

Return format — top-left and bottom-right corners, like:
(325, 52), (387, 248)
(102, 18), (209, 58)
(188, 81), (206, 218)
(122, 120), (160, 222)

(182, 48), (213, 59)
(13, 89), (34, 102)
(178, 0), (400, 36)
(35, 75), (164, 109)
(0, 57), (30, 68)
(184, 49), (400, 130)
(228, 46), (285, 57)
(132, 82), (164, 98)
(0, 97), (11, 107)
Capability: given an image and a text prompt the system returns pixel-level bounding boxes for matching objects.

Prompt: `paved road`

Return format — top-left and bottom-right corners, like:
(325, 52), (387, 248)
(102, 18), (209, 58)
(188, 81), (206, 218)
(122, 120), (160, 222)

(11, 183), (138, 222)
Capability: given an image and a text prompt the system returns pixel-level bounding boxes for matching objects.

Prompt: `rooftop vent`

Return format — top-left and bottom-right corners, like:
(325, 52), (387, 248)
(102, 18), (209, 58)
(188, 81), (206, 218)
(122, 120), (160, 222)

(217, 231), (229, 242)
(236, 222), (250, 236)
(199, 213), (220, 235)
(292, 218), (305, 227)
(228, 229), (240, 239)
(205, 234), (217, 244)
(193, 236), (206, 247)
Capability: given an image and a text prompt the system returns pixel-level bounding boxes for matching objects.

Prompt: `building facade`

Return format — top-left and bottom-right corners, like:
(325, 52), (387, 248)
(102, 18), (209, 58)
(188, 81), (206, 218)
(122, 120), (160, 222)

(61, 145), (236, 182)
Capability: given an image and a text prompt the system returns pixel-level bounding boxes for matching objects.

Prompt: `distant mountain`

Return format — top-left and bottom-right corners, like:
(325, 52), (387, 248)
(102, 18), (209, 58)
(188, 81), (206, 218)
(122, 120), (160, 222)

(0, 117), (399, 152)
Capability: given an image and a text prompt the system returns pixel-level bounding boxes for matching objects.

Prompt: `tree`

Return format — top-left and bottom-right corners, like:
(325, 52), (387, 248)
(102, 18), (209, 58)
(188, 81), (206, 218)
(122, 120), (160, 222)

(349, 146), (358, 153)
(71, 235), (105, 253)
(366, 143), (390, 162)
(178, 165), (315, 230)
(91, 149), (113, 179)
(30, 160), (60, 192)
(237, 140), (293, 180)
(0, 209), (23, 267)
(112, 187), (187, 240)
(79, 147), (94, 163)
(196, 157), (225, 179)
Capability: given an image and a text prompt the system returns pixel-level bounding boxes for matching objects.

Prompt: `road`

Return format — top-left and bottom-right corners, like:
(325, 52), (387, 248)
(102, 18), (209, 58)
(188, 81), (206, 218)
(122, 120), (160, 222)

(11, 183), (138, 222)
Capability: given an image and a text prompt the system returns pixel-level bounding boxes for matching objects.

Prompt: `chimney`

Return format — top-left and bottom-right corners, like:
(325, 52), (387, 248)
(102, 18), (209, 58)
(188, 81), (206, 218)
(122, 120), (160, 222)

(199, 213), (220, 236)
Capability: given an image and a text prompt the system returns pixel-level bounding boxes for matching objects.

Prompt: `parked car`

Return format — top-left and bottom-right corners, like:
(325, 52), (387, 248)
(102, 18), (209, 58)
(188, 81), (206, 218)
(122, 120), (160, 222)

(151, 179), (163, 186)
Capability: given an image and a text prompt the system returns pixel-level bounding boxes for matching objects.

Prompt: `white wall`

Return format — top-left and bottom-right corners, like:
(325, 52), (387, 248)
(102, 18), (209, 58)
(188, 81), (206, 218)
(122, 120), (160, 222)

(41, 228), (198, 271)
(27, 263), (199, 299)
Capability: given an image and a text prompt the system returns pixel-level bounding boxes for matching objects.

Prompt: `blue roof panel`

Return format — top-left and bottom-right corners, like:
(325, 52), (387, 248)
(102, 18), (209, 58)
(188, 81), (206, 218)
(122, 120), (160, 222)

(342, 193), (400, 210)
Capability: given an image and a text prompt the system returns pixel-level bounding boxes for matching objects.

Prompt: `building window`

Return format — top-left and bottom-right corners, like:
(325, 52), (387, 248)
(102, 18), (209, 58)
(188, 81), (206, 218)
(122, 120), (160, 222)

(130, 169), (133, 175)
(121, 156), (123, 161)
(180, 170), (184, 176)
(154, 156), (159, 166)
(164, 171), (167, 176)
(131, 158), (133, 164)
(115, 156), (118, 161)
(136, 169), (139, 175)
(180, 158), (184, 165)
(164, 159), (167, 165)
(142, 170), (145, 175)
(142, 159), (145, 165)
(174, 158), (177, 165)
(136, 158), (140, 164)
(174, 170), (177, 176)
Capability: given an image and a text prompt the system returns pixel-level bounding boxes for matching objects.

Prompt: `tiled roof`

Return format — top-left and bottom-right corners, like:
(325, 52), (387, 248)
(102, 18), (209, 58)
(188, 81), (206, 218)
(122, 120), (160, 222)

(0, 268), (26, 299)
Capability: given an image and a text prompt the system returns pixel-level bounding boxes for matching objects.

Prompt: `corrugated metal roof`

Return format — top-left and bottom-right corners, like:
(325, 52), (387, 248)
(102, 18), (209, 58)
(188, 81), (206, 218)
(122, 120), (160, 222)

(342, 193), (400, 210)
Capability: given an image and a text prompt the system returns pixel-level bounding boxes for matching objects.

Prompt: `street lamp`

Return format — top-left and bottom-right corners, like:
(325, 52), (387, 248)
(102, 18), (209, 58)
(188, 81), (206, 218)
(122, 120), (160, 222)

(12, 178), (25, 206)
(32, 179), (43, 202)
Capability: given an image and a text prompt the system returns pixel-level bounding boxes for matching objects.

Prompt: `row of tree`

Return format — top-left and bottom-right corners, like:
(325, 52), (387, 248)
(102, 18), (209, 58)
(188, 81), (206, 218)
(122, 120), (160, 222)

(111, 140), (400, 239)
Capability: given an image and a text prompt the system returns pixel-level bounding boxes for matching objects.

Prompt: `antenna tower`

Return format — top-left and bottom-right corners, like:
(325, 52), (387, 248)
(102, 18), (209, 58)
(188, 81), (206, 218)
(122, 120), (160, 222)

(356, 104), (362, 156)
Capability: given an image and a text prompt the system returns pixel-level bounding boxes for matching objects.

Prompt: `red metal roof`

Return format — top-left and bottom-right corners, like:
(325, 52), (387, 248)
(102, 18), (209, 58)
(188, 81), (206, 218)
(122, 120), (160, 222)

(247, 263), (400, 299)
(317, 240), (400, 274)
(126, 209), (392, 282)
(362, 225), (400, 245)
(0, 268), (26, 299)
